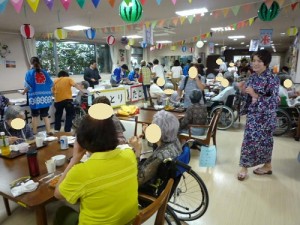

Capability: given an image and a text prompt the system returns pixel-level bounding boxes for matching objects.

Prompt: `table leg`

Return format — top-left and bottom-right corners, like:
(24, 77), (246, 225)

(35, 205), (47, 225)
(3, 197), (11, 216)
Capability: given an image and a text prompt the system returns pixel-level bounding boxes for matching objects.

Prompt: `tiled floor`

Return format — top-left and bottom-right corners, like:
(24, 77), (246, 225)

(1, 119), (300, 225)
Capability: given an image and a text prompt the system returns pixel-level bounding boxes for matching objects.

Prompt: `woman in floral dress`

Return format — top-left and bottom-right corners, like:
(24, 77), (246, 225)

(237, 50), (279, 181)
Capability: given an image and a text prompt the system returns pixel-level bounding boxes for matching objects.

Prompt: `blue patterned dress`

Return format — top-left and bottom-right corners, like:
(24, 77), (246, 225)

(239, 69), (279, 167)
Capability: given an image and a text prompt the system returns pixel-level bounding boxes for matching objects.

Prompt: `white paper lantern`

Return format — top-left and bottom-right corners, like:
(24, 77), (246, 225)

(196, 41), (204, 48)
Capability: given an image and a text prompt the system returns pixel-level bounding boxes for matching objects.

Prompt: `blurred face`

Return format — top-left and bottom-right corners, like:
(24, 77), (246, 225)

(91, 63), (97, 69)
(252, 55), (266, 75)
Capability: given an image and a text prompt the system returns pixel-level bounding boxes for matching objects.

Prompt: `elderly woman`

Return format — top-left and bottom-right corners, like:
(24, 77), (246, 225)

(180, 89), (208, 136)
(54, 114), (138, 225)
(129, 110), (182, 186)
(0, 105), (34, 144)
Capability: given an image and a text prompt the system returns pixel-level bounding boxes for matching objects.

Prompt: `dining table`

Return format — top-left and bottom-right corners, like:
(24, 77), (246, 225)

(117, 107), (185, 124)
(0, 133), (73, 225)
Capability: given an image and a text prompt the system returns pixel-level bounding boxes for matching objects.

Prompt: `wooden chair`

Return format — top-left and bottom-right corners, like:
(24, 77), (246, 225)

(179, 109), (221, 146)
(132, 179), (174, 225)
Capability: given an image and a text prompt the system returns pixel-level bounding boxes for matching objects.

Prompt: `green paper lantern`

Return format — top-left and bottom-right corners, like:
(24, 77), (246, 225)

(258, 1), (280, 22)
(119, 0), (143, 23)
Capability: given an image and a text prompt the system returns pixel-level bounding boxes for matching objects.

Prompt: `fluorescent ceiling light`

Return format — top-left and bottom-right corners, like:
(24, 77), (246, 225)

(175, 8), (208, 17)
(228, 35), (245, 39)
(64, 25), (90, 31)
(156, 40), (172, 44)
(280, 32), (286, 35)
(233, 39), (237, 41)
(246, 45), (249, 47)
(215, 43), (219, 46)
(126, 35), (142, 39)
(203, 40), (207, 43)
(241, 42), (244, 44)
(63, 41), (78, 44)
(211, 27), (234, 32)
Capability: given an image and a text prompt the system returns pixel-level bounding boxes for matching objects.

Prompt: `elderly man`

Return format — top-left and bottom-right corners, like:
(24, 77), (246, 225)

(84, 60), (101, 88)
(0, 105), (34, 144)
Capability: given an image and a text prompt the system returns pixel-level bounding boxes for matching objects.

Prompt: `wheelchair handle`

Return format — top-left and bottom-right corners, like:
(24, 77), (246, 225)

(163, 158), (192, 172)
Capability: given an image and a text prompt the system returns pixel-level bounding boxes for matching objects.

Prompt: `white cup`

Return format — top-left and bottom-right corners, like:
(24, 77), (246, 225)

(37, 131), (47, 140)
(143, 102), (148, 108)
(45, 159), (56, 173)
(35, 137), (44, 148)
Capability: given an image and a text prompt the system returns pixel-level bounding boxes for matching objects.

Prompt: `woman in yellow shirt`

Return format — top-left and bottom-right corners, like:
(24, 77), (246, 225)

(52, 71), (83, 132)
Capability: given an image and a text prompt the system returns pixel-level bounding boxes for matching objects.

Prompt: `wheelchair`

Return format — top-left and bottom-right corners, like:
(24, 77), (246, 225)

(139, 141), (209, 224)
(274, 96), (300, 136)
(207, 93), (243, 130)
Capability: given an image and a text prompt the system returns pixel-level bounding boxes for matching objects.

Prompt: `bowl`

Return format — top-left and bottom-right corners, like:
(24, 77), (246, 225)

(18, 143), (29, 153)
(52, 155), (66, 167)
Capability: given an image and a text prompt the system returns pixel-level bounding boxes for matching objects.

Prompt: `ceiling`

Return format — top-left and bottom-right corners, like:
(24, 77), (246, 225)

(0, 0), (299, 52)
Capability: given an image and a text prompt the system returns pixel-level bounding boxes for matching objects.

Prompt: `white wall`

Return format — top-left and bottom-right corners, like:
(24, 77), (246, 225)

(0, 33), (28, 92)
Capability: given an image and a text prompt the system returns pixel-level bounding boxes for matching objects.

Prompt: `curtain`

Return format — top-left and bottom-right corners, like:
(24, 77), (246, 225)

(109, 45), (119, 74)
(21, 37), (37, 68)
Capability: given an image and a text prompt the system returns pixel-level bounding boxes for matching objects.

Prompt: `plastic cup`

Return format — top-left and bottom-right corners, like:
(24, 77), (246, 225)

(35, 137), (44, 148)
(45, 159), (56, 173)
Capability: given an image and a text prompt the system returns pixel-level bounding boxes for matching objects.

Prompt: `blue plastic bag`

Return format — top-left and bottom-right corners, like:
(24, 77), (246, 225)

(199, 145), (217, 167)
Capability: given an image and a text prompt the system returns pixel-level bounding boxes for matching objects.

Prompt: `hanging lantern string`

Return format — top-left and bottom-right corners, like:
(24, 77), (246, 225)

(23, 4), (27, 19)
(57, 9), (61, 25)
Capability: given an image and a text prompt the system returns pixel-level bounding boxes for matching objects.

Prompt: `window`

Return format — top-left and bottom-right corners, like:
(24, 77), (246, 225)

(36, 40), (56, 76)
(56, 41), (95, 75)
(36, 40), (112, 75)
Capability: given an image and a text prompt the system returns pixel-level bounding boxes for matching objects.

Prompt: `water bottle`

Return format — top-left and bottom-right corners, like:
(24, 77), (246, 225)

(26, 149), (40, 177)
(0, 132), (10, 156)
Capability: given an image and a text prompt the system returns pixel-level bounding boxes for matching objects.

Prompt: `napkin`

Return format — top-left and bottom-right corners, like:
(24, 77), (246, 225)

(44, 136), (58, 142)
(11, 180), (39, 197)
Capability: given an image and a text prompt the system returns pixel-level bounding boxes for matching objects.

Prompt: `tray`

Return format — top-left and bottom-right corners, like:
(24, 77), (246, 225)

(0, 142), (49, 159)
(141, 106), (185, 113)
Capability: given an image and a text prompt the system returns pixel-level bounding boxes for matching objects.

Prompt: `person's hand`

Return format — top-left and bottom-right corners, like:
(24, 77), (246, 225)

(8, 136), (22, 144)
(237, 81), (246, 92)
(128, 136), (142, 156)
(245, 86), (257, 98)
(91, 78), (96, 82)
(71, 140), (86, 163)
(142, 123), (148, 134)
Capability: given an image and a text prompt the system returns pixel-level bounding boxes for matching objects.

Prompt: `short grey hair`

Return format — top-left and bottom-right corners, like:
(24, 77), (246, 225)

(4, 105), (24, 121)
(164, 82), (174, 90)
(81, 81), (90, 89)
(152, 110), (179, 143)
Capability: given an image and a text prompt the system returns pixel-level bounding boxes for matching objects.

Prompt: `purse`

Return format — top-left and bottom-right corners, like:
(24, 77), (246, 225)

(199, 145), (217, 167)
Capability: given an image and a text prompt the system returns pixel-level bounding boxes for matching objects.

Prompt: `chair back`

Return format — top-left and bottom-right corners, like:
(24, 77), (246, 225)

(225, 94), (235, 108)
(133, 179), (174, 225)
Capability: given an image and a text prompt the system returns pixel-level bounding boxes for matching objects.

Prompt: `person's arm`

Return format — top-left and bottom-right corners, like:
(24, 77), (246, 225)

(195, 76), (205, 90)
(83, 68), (93, 82)
(54, 140), (86, 200)
(211, 88), (228, 102)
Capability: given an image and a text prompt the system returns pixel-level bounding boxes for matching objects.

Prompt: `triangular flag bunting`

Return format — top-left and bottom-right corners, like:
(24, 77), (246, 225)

(172, 17), (178, 26)
(171, 0), (176, 5)
(111, 27), (115, 33)
(232, 23), (237, 30)
(188, 0), (192, 3)
(108, 0), (114, 7)
(0, 0), (9, 13)
(213, 10), (220, 18)
(276, 0), (285, 7)
(26, 0), (39, 12)
(76, 0), (85, 8)
(223, 8), (230, 17)
(249, 17), (255, 26)
(91, 0), (100, 8)
(126, 25), (132, 31)
(193, 36), (198, 41)
(140, 0), (146, 5)
(156, 0), (161, 5)
(124, 0), (130, 5)
(10, 0), (23, 13)
(180, 16), (186, 24)
(187, 15), (194, 24)
(291, 2), (298, 10)
(231, 5), (240, 16)
(152, 20), (158, 28)
(157, 19), (165, 27)
(145, 21), (151, 28)
(242, 3), (252, 13)
(101, 28), (106, 33)
(201, 34), (206, 39)
(195, 14), (201, 22)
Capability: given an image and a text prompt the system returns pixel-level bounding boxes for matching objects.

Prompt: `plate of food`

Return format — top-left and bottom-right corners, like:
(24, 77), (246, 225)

(164, 105), (175, 111)
(48, 174), (62, 188)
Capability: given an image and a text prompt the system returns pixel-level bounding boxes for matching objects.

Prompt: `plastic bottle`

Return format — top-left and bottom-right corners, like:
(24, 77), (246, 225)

(0, 132), (10, 156)
(26, 149), (40, 177)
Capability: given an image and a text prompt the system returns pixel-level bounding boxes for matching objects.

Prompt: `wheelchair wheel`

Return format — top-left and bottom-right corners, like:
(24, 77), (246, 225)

(168, 169), (209, 221)
(165, 206), (181, 225)
(210, 105), (234, 130)
(72, 106), (86, 129)
(274, 108), (291, 136)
